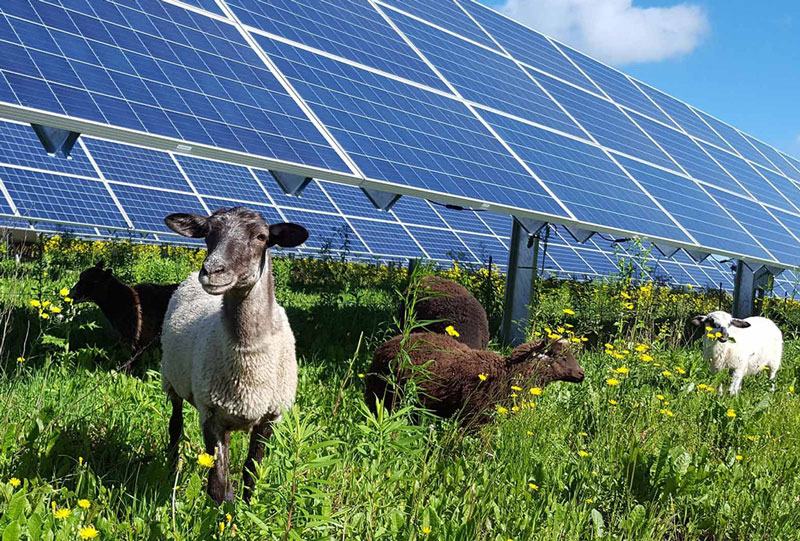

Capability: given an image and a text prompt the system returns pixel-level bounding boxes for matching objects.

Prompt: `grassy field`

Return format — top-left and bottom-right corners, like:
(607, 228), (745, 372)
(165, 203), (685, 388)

(1, 238), (799, 540)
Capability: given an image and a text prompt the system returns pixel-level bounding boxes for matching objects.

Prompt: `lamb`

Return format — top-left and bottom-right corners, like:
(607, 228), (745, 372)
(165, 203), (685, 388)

(364, 333), (584, 423)
(400, 276), (490, 349)
(160, 207), (308, 504)
(691, 310), (782, 395)
(70, 261), (178, 371)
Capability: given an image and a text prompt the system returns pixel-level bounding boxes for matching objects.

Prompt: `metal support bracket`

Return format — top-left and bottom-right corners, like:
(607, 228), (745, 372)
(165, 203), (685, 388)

(271, 171), (312, 196)
(732, 261), (782, 318)
(685, 249), (710, 263)
(31, 124), (81, 159)
(652, 243), (680, 258)
(362, 188), (401, 211)
(564, 225), (594, 243)
(501, 217), (547, 346)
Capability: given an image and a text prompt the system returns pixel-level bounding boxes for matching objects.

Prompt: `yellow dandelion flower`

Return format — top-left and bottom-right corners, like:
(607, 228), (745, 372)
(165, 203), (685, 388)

(79, 456), (84, 466)
(78, 499), (91, 509)
(656, 394), (665, 401)
(760, 366), (769, 371)
(664, 401), (670, 406)
(674, 367), (686, 375)
(79, 526), (99, 539)
(570, 337), (582, 343)
(197, 452), (215, 468)
(715, 332), (722, 338)
(622, 350), (630, 354)
(40, 312), (49, 319)
(511, 406), (520, 412)
(526, 431), (533, 436)
(510, 393), (517, 398)
(497, 406), (508, 414)
(54, 508), (71, 520)
(445, 325), (460, 337)
(613, 352), (624, 359)
(604, 343), (613, 349)
(30, 300), (41, 307)
(358, 373), (364, 378)
(528, 483), (539, 490)
(16, 356), (24, 363)
(659, 409), (674, 417)
(640, 354), (653, 362)
(662, 370), (672, 377)
(696, 384), (708, 390)
(580, 432), (588, 436)
(529, 387), (542, 396)
(614, 366), (629, 374)
(64, 297), (73, 303)
(609, 399), (618, 405)
(565, 323), (574, 328)
(707, 333), (716, 339)
(50, 306), (62, 313)
(790, 386), (794, 393)
(735, 455), (743, 461)
(747, 435), (758, 441)
(42, 300), (51, 308)
(511, 385), (522, 391)
(422, 526), (432, 535)
(219, 522), (225, 534)
(605, 378), (620, 386)
(635, 344), (648, 352)
(557, 326), (565, 333)
(586, 498), (595, 504)
(548, 333), (562, 340)
(579, 450), (589, 457)
(705, 326), (713, 331)
(60, 288), (70, 296)
(726, 409), (736, 418)
(9, 477), (21, 487)
(478, 373), (488, 381)
(623, 303), (634, 310)
(562, 308), (575, 315)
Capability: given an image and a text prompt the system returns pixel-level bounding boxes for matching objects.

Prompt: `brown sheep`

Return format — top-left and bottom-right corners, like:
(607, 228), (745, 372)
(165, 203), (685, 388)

(364, 333), (584, 423)
(70, 261), (178, 370)
(401, 276), (490, 349)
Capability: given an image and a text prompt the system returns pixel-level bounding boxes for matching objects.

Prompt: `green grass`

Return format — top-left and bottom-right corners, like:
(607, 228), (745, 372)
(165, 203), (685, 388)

(1, 251), (800, 540)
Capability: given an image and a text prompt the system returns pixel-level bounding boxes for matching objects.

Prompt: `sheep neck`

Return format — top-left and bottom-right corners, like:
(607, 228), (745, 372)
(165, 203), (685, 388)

(221, 260), (277, 345)
(92, 279), (141, 345)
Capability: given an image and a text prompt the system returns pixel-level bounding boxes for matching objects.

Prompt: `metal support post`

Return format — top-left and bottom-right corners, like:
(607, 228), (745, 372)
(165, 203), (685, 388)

(501, 217), (545, 345)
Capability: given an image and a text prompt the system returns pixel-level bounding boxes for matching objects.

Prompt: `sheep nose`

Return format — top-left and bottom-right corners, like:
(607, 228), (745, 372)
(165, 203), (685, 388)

(202, 260), (226, 276)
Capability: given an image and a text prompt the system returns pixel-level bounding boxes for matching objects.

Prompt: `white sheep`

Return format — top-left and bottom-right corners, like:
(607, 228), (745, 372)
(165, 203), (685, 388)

(692, 310), (782, 395)
(161, 207), (308, 504)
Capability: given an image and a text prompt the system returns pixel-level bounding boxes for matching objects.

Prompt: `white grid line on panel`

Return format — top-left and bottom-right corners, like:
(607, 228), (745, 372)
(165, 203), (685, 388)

(78, 139), (135, 229)
(247, 168), (290, 223)
(170, 154), (212, 214)
(314, 182), (375, 255)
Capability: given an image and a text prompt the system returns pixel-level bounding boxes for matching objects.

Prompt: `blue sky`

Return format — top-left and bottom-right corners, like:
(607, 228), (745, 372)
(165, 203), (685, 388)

(480, 0), (800, 158)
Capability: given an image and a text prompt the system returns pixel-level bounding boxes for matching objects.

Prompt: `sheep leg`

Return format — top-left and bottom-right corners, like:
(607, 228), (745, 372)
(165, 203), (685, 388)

(168, 395), (184, 470)
(202, 421), (234, 504)
(242, 417), (274, 503)
(729, 370), (745, 395)
(769, 366), (778, 392)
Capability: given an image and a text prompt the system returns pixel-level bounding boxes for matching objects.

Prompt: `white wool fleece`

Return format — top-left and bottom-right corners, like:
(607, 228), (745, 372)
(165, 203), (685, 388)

(161, 272), (297, 427)
(701, 311), (782, 395)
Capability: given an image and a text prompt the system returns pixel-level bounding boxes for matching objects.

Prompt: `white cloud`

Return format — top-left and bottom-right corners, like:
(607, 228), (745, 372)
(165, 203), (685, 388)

(499, 0), (710, 66)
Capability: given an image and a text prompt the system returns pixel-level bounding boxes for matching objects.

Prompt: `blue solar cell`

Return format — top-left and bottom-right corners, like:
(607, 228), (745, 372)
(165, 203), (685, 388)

(740, 134), (800, 179)
(615, 156), (771, 261)
(543, 244), (594, 275)
(458, 232), (509, 265)
(379, 0), (497, 50)
(776, 152), (800, 183)
(84, 138), (192, 191)
(176, 155), (271, 203)
(202, 196), (283, 223)
(390, 11), (584, 138)
(574, 247), (616, 275)
(634, 82), (732, 150)
(318, 181), (386, 219)
(629, 113), (739, 191)
(533, 73), (675, 170)
(1, 0), (345, 171)
(459, 0), (598, 94)
(252, 173), (337, 213)
(390, 197), (448, 228)
(476, 211), (511, 238)
(701, 265), (732, 289)
(556, 46), (675, 126)
(261, 38), (568, 217)
(226, 0), (447, 91)
(658, 261), (697, 287)
(348, 217), (423, 257)
(278, 209), (367, 252)
(699, 143), (796, 213)
(110, 183), (206, 233)
(406, 225), (472, 261)
(0, 166), (127, 227)
(481, 110), (690, 242)
(692, 110), (776, 170)
(705, 187), (800, 266)
(434, 206), (493, 235)
(0, 121), (97, 176)
(172, 0), (225, 16)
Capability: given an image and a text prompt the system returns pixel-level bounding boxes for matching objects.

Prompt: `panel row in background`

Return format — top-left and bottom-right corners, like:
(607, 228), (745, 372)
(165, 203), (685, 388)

(1, 119), (797, 299)
(4, 0), (800, 269)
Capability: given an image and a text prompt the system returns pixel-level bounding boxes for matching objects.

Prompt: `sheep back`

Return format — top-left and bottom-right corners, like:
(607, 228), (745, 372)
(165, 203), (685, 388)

(365, 332), (506, 419)
(402, 276), (490, 349)
(132, 283), (178, 349)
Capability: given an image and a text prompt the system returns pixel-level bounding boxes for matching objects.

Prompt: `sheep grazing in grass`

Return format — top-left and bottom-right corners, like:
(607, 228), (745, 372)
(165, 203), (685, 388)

(161, 207), (308, 504)
(692, 310), (782, 395)
(401, 276), (490, 349)
(365, 333), (584, 422)
(70, 261), (177, 370)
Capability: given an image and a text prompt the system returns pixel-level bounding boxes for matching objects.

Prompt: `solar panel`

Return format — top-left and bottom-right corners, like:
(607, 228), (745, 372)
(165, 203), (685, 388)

(2, 0), (800, 276)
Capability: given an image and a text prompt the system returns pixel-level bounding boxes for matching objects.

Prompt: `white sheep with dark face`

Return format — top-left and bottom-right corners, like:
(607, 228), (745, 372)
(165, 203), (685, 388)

(161, 207), (308, 504)
(692, 310), (782, 395)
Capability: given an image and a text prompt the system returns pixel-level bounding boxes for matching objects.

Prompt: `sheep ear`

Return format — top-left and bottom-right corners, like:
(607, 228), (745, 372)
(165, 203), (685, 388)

(164, 213), (209, 238)
(691, 315), (706, 326)
(268, 223), (308, 248)
(94, 260), (105, 270)
(731, 318), (751, 328)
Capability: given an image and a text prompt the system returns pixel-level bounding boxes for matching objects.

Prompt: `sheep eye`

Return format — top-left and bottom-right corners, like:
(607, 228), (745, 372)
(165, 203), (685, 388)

(256, 233), (267, 242)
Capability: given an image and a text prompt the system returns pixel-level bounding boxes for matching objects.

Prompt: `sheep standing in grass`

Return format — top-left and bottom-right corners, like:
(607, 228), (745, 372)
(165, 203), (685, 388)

(401, 276), (490, 349)
(161, 207), (308, 504)
(70, 261), (178, 371)
(365, 333), (584, 422)
(692, 311), (782, 395)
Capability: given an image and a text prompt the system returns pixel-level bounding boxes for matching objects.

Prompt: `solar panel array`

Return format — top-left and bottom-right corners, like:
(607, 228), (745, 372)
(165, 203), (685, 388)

(2, 0), (800, 274)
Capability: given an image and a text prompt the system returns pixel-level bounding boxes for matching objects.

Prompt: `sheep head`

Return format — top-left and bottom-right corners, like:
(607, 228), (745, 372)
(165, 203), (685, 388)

(507, 339), (585, 385)
(165, 207), (308, 295)
(692, 311), (750, 343)
(70, 260), (113, 302)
